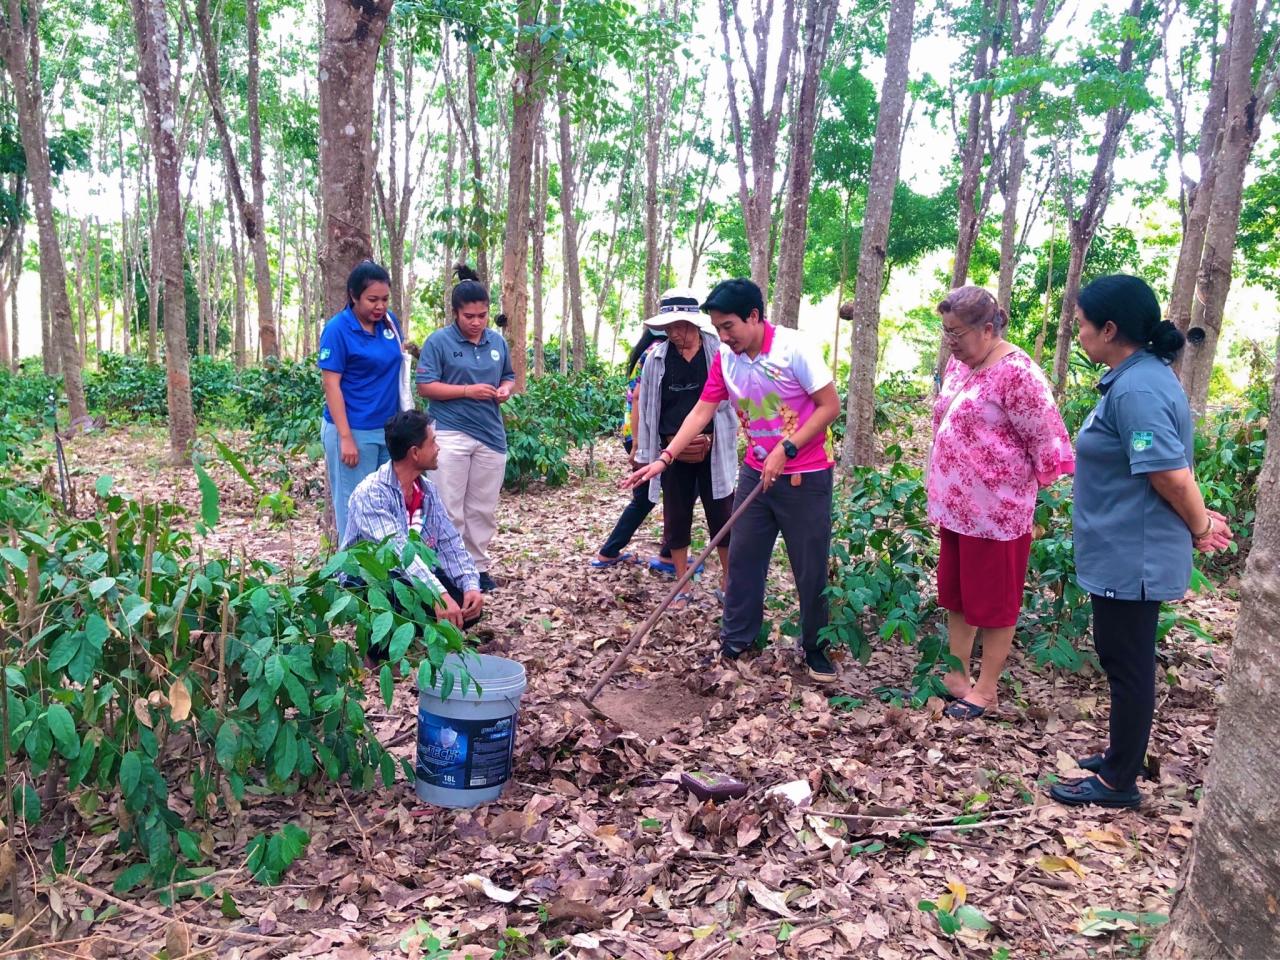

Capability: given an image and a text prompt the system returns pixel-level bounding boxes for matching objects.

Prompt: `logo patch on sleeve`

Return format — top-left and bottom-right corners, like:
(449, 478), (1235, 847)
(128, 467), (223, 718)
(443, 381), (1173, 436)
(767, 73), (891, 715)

(1130, 430), (1153, 452)
(319, 348), (331, 361)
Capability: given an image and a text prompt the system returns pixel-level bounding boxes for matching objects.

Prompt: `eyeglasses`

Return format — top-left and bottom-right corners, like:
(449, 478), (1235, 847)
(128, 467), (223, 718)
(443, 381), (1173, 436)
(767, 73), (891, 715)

(942, 325), (977, 342)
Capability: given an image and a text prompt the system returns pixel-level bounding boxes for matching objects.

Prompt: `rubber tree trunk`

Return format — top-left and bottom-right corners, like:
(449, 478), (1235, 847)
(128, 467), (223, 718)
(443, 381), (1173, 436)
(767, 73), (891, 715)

(556, 85), (586, 372)
(1179, 0), (1270, 419)
(1050, 0), (1146, 399)
(531, 121), (547, 378)
(318, 0), (392, 314)
(1166, 42), (1229, 341)
(718, 0), (799, 303)
(131, 0), (195, 463)
(0, 0), (87, 423)
(499, 0), (545, 391)
(245, 0), (278, 357)
(841, 0), (914, 469)
(772, 0), (839, 330)
(1149, 333), (1280, 959)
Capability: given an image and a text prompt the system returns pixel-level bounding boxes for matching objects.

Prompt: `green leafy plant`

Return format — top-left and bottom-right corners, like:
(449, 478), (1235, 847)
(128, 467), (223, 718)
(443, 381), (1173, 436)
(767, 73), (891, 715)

(246, 824), (310, 884)
(0, 471), (473, 892)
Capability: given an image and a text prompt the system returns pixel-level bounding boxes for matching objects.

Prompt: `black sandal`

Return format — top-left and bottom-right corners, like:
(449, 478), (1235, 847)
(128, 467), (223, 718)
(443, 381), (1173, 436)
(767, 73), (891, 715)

(942, 698), (987, 720)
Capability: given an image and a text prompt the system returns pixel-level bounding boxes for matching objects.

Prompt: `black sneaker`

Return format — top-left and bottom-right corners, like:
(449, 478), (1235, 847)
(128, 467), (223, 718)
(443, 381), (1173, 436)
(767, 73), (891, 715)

(805, 648), (837, 684)
(478, 572), (498, 593)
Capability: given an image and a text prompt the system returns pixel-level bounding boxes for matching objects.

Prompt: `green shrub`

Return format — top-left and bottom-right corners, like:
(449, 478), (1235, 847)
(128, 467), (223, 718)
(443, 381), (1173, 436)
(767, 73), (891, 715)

(821, 445), (936, 664)
(84, 353), (239, 422)
(235, 358), (324, 454)
(0, 473), (472, 891)
(502, 368), (626, 489)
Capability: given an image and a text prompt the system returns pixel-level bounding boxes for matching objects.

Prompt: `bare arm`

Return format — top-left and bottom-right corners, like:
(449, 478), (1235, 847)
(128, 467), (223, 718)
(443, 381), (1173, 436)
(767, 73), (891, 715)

(418, 381), (496, 401)
(1149, 467), (1233, 551)
(621, 399), (718, 489)
(323, 371), (359, 468)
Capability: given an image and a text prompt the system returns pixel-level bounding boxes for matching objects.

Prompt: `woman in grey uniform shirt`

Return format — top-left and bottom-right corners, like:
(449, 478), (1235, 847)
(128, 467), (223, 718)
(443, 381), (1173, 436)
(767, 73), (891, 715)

(1049, 275), (1233, 809)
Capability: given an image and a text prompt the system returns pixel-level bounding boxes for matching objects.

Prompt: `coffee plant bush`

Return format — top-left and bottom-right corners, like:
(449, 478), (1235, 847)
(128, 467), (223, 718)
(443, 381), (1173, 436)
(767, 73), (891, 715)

(503, 368), (626, 490)
(0, 473), (473, 892)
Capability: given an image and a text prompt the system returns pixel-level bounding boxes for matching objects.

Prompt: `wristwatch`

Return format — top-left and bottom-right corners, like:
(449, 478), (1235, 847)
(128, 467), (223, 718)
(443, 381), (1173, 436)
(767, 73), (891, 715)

(781, 439), (798, 460)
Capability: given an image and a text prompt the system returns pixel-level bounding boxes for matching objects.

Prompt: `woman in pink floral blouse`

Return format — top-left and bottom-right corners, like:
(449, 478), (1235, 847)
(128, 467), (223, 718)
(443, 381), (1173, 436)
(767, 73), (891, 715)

(927, 286), (1074, 720)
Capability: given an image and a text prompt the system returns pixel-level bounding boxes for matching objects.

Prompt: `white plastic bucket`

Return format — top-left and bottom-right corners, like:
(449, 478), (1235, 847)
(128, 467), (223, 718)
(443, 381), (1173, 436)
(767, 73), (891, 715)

(415, 653), (527, 808)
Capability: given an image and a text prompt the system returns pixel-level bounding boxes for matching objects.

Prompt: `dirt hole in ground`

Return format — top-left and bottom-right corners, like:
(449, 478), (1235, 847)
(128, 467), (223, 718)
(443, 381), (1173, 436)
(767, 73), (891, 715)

(591, 676), (715, 740)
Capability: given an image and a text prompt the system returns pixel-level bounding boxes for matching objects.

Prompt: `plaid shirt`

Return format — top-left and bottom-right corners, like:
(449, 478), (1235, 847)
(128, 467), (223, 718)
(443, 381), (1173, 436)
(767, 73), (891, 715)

(340, 461), (480, 594)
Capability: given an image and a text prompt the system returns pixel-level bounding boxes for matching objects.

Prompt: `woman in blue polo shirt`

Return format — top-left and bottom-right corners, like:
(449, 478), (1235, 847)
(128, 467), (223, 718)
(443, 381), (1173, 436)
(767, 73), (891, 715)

(1049, 275), (1233, 809)
(416, 265), (515, 593)
(318, 261), (406, 538)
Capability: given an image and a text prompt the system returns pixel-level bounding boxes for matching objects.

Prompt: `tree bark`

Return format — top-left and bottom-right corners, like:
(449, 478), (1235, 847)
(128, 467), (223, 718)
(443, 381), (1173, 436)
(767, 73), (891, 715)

(718, 0), (800, 302)
(1149, 333), (1280, 960)
(1178, 0), (1280, 417)
(841, 0), (914, 468)
(0, 0), (87, 422)
(531, 120), (547, 378)
(499, 0), (546, 390)
(640, 2), (676, 321)
(772, 0), (838, 329)
(997, 0), (1053, 314)
(244, 0), (277, 357)
(556, 84), (586, 371)
(1050, 0), (1147, 398)
(318, 0), (392, 314)
(131, 0), (196, 462)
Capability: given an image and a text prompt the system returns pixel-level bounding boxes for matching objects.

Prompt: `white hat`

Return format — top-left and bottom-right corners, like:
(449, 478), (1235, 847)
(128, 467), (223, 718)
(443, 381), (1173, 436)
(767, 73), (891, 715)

(644, 287), (714, 334)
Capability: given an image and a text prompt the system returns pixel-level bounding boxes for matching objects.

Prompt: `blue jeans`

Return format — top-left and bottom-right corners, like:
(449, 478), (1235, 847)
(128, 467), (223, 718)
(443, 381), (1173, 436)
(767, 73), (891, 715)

(322, 418), (390, 539)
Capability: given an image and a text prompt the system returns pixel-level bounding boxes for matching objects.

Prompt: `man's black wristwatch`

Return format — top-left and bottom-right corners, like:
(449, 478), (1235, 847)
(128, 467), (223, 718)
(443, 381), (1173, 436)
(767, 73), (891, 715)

(781, 439), (799, 460)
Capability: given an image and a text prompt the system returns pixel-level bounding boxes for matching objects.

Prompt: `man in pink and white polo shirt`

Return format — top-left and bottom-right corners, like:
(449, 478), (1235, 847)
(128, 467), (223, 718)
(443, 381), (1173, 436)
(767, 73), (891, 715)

(625, 279), (842, 682)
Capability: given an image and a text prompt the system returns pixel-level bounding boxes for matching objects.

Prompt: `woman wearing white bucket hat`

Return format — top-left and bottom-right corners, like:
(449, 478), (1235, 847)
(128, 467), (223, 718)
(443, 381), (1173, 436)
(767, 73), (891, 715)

(633, 288), (739, 609)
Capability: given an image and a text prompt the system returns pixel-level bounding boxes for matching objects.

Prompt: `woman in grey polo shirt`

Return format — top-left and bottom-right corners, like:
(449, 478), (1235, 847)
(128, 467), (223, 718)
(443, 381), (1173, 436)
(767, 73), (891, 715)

(416, 265), (516, 593)
(1049, 275), (1233, 809)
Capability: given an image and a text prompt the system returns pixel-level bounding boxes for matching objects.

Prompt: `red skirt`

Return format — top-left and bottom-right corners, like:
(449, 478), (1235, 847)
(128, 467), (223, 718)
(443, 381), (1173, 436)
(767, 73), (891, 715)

(937, 527), (1033, 629)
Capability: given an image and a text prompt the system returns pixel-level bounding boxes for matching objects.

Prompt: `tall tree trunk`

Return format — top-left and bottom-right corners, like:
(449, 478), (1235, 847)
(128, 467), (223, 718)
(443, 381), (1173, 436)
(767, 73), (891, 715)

(245, 0), (277, 357)
(318, 0), (392, 313)
(1150, 333), (1280, 960)
(74, 216), (87, 362)
(225, 175), (247, 368)
(556, 85), (586, 371)
(718, 0), (799, 302)
(93, 218), (102, 358)
(1050, 0), (1147, 398)
(465, 44), (488, 283)
(0, 0), (87, 422)
(997, 0), (1054, 314)
(841, 0), (914, 468)
(8, 225), (18, 369)
(772, 0), (838, 329)
(194, 0), (276, 358)
(640, 16), (674, 322)
(499, 0), (545, 390)
(131, 0), (195, 462)
(1166, 42), (1230, 341)
(1179, 0), (1280, 418)
(531, 121), (547, 378)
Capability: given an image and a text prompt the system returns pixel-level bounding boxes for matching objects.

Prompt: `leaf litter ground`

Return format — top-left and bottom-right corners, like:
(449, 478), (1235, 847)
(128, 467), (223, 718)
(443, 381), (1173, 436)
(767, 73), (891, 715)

(17, 426), (1238, 959)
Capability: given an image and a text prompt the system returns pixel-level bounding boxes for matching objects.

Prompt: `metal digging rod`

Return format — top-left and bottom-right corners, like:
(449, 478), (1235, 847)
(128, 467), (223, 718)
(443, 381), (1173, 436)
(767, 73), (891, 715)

(584, 475), (767, 704)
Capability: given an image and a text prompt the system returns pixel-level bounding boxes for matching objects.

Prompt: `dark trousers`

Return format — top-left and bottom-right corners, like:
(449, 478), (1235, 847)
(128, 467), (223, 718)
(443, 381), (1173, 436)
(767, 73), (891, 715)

(1091, 594), (1161, 791)
(598, 484), (670, 559)
(662, 455), (732, 551)
(721, 464), (833, 657)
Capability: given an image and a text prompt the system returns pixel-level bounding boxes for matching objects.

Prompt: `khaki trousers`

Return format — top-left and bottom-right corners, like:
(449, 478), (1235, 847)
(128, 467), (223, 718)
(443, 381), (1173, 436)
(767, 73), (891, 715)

(429, 429), (507, 572)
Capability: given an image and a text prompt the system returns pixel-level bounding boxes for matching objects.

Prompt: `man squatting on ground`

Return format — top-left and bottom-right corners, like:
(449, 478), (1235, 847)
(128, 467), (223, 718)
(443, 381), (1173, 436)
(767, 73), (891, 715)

(341, 410), (485, 650)
(626, 279), (843, 683)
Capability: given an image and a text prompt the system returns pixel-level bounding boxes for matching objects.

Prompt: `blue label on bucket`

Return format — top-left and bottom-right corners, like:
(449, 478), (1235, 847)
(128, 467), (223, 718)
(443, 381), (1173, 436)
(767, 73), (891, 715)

(416, 710), (515, 790)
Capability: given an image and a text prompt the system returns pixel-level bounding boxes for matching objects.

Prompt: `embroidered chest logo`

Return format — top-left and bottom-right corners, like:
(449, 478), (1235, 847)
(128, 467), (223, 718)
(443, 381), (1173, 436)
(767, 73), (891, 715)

(383, 327), (396, 339)
(490, 348), (500, 362)
(1130, 431), (1154, 452)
